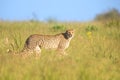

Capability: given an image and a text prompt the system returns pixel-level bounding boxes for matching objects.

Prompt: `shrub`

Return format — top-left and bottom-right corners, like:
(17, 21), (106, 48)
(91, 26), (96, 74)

(105, 20), (120, 28)
(85, 25), (98, 32)
(52, 25), (66, 31)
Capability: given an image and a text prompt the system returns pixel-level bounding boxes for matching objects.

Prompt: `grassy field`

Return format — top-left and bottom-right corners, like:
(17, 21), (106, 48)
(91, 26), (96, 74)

(0, 20), (120, 80)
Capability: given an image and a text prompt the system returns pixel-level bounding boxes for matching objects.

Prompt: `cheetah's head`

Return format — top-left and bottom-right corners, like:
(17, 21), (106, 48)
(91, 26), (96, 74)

(64, 29), (74, 39)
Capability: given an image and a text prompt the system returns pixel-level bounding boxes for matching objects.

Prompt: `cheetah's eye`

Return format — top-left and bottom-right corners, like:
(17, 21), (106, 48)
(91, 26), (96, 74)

(68, 32), (71, 34)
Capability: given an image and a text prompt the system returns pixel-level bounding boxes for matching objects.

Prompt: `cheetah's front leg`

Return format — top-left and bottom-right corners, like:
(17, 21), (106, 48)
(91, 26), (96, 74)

(56, 48), (68, 56)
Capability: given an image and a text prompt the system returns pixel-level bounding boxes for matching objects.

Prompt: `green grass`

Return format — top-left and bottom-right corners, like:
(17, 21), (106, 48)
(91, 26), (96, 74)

(0, 21), (120, 80)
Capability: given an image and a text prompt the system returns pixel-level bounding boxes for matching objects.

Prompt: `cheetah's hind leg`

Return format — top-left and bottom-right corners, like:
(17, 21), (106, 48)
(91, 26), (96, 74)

(34, 45), (41, 58)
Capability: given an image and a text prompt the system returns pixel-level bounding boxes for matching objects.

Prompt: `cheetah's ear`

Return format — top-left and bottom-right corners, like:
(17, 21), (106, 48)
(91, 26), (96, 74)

(71, 29), (75, 32)
(66, 29), (75, 32)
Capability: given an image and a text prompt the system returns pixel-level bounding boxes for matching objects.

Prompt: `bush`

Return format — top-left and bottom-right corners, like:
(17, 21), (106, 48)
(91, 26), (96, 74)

(52, 25), (66, 31)
(85, 25), (98, 32)
(105, 20), (120, 28)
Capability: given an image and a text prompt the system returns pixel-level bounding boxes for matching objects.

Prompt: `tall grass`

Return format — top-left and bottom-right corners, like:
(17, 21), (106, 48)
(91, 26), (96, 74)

(0, 21), (120, 80)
